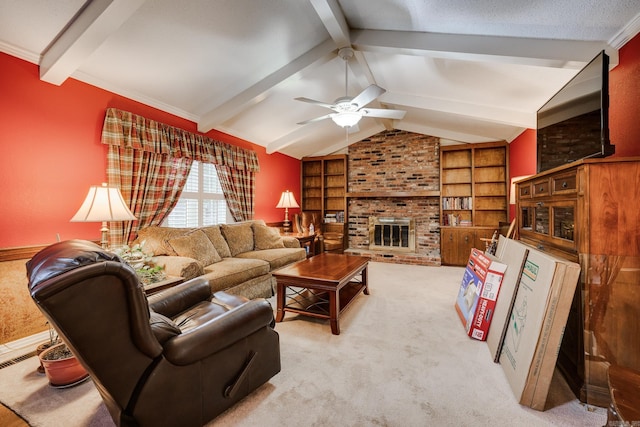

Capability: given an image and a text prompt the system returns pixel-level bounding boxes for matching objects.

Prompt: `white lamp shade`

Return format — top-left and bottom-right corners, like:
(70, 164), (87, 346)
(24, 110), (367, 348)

(276, 190), (299, 209)
(331, 111), (362, 128)
(71, 183), (137, 222)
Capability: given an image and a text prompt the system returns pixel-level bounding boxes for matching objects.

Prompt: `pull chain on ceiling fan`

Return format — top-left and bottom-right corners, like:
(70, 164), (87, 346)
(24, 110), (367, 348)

(295, 47), (406, 129)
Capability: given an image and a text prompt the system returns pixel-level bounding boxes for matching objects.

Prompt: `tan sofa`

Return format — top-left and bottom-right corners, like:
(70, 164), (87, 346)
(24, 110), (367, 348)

(133, 220), (306, 299)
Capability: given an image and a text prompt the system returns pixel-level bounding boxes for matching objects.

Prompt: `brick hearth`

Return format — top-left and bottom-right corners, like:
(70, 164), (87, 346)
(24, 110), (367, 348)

(345, 130), (441, 265)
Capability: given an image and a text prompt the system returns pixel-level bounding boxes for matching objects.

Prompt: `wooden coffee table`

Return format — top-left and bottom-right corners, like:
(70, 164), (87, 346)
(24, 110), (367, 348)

(273, 253), (369, 335)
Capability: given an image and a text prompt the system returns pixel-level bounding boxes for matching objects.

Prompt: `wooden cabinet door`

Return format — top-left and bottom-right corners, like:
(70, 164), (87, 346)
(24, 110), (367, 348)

(440, 228), (457, 265)
(441, 227), (476, 266)
(457, 228), (475, 264)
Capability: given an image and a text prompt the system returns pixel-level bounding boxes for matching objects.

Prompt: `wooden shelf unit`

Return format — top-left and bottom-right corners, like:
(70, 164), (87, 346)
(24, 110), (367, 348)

(301, 154), (347, 251)
(440, 141), (509, 265)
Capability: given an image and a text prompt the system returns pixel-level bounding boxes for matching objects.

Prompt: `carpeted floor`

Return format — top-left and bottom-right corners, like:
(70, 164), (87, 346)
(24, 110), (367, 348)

(0, 262), (607, 426)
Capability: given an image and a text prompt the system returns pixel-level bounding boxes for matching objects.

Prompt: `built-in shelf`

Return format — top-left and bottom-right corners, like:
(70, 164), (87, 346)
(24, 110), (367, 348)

(346, 190), (440, 198)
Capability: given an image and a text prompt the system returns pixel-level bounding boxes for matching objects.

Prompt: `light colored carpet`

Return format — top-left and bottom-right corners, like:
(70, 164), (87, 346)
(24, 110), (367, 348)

(0, 262), (606, 426)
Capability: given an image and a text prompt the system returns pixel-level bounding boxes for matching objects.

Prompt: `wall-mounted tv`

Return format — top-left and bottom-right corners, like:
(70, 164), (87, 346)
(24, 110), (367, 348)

(536, 51), (614, 173)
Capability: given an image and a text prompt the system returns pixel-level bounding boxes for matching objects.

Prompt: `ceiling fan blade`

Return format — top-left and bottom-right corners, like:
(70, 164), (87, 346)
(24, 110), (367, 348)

(351, 84), (386, 109)
(297, 114), (333, 125)
(347, 123), (360, 134)
(294, 97), (335, 109)
(362, 108), (406, 120)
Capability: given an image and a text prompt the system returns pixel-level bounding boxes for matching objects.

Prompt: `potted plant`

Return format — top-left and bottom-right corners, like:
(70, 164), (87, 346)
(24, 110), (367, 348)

(113, 241), (165, 285)
(36, 324), (89, 387)
(39, 341), (89, 388)
(35, 322), (59, 374)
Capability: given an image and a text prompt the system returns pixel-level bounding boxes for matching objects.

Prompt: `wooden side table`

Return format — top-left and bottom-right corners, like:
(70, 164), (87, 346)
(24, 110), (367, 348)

(282, 233), (316, 257)
(143, 276), (185, 295)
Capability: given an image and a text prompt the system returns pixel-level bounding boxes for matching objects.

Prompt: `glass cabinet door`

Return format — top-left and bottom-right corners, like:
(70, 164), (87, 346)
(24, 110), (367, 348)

(534, 204), (549, 235)
(519, 201), (577, 253)
(521, 206), (533, 231)
(553, 206), (575, 241)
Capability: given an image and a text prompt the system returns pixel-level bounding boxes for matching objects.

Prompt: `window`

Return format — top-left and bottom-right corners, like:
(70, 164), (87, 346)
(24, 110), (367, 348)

(164, 161), (232, 227)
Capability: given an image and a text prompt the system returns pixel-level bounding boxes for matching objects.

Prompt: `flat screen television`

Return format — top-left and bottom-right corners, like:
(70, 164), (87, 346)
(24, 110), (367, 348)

(536, 51), (614, 173)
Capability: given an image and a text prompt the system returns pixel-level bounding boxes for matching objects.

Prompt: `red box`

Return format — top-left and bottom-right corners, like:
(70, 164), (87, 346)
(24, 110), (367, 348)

(455, 248), (507, 341)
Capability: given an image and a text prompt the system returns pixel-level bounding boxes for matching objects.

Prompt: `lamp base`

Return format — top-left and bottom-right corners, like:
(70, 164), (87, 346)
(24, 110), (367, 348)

(100, 222), (109, 249)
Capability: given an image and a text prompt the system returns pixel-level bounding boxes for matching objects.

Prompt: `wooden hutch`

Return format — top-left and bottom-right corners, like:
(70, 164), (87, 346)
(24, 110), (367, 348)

(515, 157), (640, 407)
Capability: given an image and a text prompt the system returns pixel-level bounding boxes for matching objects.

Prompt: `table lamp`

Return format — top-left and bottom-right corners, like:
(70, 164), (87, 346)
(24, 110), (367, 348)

(70, 183), (137, 249)
(276, 190), (299, 229)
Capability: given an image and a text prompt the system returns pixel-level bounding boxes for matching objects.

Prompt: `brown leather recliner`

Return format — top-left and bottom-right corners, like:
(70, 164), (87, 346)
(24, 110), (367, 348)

(26, 240), (280, 427)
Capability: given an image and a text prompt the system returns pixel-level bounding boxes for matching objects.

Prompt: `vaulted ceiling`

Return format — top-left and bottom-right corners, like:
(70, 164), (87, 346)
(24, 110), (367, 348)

(1, 0), (639, 159)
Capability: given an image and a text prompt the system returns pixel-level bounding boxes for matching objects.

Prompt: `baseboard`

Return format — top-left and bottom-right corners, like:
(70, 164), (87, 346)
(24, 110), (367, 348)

(0, 331), (49, 366)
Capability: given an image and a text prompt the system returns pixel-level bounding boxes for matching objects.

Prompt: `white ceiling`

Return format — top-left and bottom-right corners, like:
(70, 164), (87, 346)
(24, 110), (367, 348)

(1, 0), (639, 159)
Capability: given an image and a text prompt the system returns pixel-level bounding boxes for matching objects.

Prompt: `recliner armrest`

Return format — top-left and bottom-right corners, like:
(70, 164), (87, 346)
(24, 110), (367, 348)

(147, 277), (211, 318)
(162, 299), (275, 365)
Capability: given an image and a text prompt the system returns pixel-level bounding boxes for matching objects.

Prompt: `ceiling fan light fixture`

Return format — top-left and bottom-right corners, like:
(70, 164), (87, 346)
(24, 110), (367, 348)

(331, 111), (362, 128)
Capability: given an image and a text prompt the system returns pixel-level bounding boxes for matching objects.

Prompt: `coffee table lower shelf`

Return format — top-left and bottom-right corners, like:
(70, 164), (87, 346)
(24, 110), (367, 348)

(273, 253), (369, 335)
(280, 281), (365, 317)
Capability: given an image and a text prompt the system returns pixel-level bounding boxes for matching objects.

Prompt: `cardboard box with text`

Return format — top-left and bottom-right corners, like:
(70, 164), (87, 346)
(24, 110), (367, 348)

(455, 248), (508, 341)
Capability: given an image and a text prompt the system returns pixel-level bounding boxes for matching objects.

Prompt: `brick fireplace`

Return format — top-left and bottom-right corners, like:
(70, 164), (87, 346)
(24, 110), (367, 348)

(345, 130), (441, 265)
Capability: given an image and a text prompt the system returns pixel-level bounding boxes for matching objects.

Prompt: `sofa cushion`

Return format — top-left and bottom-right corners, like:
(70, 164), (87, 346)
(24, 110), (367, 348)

(235, 247), (306, 270)
(201, 225), (232, 258)
(168, 230), (222, 266)
(220, 223), (254, 256)
(135, 226), (193, 256)
(201, 258), (270, 293)
(252, 223), (285, 250)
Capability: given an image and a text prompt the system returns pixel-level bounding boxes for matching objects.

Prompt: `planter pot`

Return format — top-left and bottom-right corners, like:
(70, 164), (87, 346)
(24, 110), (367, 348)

(39, 343), (89, 388)
(35, 341), (57, 374)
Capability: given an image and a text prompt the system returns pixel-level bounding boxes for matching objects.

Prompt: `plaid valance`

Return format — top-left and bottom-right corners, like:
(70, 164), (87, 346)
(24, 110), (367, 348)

(101, 108), (259, 172)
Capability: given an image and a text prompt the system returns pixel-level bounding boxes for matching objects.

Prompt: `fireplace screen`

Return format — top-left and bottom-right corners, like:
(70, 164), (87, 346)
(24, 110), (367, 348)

(369, 217), (415, 252)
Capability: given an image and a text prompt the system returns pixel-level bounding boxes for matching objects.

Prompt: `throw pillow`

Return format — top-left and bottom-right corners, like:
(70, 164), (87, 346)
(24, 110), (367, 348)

(167, 230), (222, 266)
(201, 225), (232, 258)
(220, 223), (254, 256)
(135, 226), (193, 256)
(252, 223), (285, 250)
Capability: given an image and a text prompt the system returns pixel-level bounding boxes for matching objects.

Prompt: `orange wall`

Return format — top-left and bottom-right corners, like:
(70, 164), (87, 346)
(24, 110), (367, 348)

(0, 52), (300, 248)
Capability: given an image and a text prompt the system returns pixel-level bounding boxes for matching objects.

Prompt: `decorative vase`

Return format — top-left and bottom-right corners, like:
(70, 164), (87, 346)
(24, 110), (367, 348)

(39, 342), (89, 388)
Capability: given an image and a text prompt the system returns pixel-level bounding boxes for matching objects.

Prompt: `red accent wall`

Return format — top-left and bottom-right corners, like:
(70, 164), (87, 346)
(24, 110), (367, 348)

(609, 34), (640, 157)
(507, 129), (537, 220)
(0, 52), (300, 248)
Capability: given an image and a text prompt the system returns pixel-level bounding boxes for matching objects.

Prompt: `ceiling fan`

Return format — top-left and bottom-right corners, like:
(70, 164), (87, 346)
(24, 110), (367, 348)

(295, 47), (406, 130)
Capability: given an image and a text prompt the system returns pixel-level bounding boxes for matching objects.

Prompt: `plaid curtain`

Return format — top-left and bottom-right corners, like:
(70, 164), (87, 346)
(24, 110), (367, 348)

(216, 165), (255, 222)
(107, 145), (192, 246)
(101, 108), (260, 244)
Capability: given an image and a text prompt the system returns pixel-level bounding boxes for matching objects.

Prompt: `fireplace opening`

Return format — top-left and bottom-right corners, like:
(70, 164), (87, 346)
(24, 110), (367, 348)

(369, 217), (415, 252)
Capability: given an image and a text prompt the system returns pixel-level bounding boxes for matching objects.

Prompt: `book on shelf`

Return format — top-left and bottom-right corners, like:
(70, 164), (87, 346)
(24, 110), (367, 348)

(443, 214), (471, 227)
(442, 196), (472, 210)
(324, 211), (344, 223)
